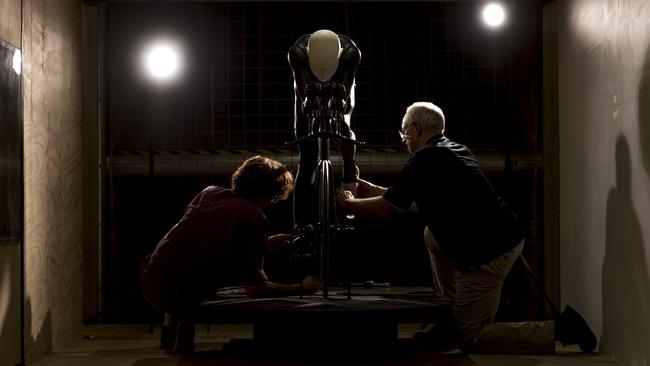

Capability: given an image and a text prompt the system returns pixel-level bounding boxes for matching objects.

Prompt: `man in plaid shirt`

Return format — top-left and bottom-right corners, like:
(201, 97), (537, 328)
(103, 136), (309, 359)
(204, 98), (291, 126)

(141, 155), (320, 353)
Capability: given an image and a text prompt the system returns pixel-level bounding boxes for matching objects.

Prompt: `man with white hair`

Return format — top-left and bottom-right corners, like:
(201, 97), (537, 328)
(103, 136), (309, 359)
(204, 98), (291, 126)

(288, 29), (361, 238)
(337, 102), (597, 354)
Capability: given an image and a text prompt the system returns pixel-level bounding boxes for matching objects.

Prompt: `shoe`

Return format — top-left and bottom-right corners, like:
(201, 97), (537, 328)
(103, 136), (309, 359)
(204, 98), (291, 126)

(171, 320), (195, 354)
(556, 305), (597, 353)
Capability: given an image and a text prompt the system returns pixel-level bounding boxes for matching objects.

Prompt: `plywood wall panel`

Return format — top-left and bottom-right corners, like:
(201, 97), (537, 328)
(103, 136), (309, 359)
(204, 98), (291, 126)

(0, 0), (21, 48)
(22, 0), (83, 362)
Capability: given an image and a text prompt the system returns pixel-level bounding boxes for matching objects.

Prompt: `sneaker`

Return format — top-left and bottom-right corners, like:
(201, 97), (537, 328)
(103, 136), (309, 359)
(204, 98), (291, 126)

(556, 305), (597, 353)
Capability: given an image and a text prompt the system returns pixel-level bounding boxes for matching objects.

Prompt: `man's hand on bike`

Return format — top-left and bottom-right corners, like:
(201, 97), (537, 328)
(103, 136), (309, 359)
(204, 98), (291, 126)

(301, 275), (322, 294)
(356, 177), (388, 198)
(336, 189), (355, 209)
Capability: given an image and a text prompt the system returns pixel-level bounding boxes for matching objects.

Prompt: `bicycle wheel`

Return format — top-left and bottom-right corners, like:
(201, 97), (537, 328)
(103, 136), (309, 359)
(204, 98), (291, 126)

(317, 158), (336, 298)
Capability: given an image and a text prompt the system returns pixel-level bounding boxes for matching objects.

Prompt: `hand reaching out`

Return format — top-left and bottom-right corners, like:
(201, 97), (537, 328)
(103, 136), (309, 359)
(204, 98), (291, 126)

(301, 275), (321, 294)
(356, 177), (387, 198)
(336, 189), (355, 209)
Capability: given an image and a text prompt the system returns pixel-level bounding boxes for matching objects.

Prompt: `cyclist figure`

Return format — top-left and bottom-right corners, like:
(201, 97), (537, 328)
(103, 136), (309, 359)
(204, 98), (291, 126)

(288, 29), (361, 242)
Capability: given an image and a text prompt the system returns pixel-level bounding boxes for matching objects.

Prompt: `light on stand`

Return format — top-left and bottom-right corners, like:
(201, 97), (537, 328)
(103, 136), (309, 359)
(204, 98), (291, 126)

(482, 3), (506, 28)
(142, 40), (182, 83)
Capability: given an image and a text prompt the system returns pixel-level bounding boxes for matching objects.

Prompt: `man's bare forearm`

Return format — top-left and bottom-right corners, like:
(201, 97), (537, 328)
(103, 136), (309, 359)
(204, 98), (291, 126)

(356, 178), (388, 198)
(245, 281), (302, 298)
(344, 196), (397, 219)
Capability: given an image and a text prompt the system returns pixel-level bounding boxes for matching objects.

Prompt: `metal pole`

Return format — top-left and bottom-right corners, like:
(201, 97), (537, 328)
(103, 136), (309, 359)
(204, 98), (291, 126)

(519, 254), (561, 317)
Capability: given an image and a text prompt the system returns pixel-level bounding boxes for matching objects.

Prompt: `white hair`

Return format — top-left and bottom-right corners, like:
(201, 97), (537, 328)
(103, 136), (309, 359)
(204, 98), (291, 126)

(403, 102), (445, 134)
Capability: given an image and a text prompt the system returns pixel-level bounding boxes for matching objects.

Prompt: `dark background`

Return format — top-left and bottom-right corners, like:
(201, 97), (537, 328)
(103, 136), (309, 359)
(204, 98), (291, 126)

(101, 1), (542, 322)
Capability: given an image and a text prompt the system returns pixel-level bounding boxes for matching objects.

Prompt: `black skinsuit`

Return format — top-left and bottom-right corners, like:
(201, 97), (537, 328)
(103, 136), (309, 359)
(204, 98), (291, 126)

(288, 33), (361, 229)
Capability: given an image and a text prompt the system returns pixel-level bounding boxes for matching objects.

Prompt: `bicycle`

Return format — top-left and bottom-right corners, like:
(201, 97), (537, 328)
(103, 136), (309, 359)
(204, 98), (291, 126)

(287, 82), (362, 299)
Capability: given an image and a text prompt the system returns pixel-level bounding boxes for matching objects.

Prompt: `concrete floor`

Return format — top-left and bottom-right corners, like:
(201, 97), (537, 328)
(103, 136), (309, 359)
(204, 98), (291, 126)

(30, 324), (621, 366)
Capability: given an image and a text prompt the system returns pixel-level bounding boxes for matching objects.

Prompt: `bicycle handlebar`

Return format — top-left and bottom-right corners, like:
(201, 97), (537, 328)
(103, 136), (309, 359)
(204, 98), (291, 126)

(285, 131), (365, 146)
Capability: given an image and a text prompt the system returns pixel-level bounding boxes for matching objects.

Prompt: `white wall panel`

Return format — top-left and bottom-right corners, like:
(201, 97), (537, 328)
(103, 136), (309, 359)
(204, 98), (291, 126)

(558, 0), (650, 362)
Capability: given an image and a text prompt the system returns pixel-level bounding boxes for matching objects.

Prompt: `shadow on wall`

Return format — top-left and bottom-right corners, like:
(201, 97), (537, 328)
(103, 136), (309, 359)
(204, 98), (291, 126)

(23, 297), (52, 364)
(639, 45), (650, 177)
(602, 135), (650, 364)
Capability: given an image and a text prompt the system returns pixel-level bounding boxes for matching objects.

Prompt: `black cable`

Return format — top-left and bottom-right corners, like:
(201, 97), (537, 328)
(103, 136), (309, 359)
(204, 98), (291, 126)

(519, 254), (561, 317)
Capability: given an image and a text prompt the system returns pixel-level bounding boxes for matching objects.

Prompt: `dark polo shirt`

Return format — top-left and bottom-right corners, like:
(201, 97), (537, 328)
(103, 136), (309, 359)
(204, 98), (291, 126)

(383, 135), (524, 267)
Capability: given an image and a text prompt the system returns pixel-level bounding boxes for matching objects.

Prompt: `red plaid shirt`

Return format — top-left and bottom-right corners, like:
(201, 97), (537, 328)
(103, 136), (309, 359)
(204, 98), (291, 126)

(140, 186), (268, 313)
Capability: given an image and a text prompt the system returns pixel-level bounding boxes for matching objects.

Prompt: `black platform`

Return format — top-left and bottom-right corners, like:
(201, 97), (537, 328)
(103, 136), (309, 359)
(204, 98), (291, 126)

(198, 287), (450, 357)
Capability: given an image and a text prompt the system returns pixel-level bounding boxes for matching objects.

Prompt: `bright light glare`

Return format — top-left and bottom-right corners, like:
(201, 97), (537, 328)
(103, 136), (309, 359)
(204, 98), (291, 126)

(483, 3), (506, 28)
(12, 50), (21, 75)
(143, 41), (181, 81)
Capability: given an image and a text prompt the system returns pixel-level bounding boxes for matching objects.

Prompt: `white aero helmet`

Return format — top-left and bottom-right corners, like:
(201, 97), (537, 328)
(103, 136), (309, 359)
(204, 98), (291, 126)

(307, 29), (341, 82)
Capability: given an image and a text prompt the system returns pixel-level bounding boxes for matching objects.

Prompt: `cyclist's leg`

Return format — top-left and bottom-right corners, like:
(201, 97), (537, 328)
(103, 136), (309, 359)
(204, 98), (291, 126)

(294, 139), (319, 230)
(339, 122), (359, 196)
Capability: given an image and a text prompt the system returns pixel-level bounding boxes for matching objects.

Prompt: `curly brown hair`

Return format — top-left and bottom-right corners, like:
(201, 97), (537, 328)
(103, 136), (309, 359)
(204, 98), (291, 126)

(231, 155), (294, 202)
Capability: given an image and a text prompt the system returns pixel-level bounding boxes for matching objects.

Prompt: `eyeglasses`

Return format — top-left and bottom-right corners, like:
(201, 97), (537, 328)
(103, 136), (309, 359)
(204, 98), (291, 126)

(398, 122), (416, 140)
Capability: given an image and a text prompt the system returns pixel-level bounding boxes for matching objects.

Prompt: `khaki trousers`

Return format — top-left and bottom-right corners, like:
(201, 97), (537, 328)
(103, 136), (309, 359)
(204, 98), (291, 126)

(424, 227), (555, 353)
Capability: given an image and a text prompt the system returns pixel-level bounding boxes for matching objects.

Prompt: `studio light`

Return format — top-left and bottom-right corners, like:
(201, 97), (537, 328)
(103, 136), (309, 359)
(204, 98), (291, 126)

(482, 3), (506, 28)
(142, 40), (182, 82)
